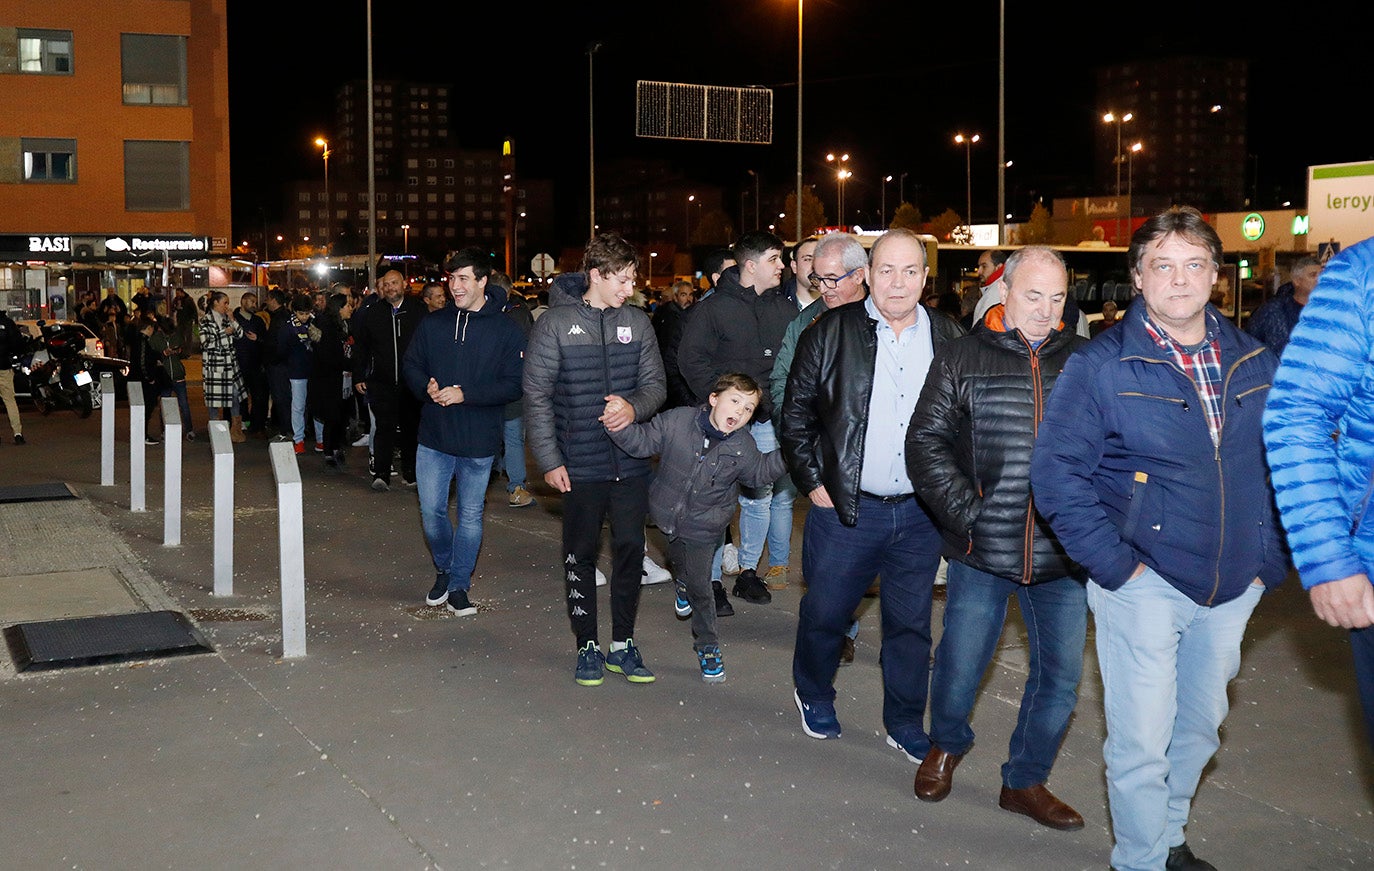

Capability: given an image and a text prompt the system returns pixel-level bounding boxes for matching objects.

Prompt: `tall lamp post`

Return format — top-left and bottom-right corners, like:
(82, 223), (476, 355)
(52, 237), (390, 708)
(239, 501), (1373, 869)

(880, 174), (893, 227)
(648, 251), (657, 290)
(401, 223), (410, 280)
(954, 133), (980, 238)
(1103, 111), (1133, 244)
(747, 169), (760, 231)
(314, 137), (331, 254)
(587, 41), (602, 241)
(825, 153), (849, 227)
(795, 0), (804, 244)
(685, 194), (695, 246)
(1126, 142), (1142, 236)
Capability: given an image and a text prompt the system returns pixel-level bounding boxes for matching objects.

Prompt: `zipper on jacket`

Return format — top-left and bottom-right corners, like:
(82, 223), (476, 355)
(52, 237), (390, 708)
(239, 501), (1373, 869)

(1018, 334), (1044, 583)
(1204, 346), (1266, 604)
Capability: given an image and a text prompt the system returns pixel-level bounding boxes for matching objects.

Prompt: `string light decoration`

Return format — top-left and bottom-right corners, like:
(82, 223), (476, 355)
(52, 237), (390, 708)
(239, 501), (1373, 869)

(636, 81), (772, 144)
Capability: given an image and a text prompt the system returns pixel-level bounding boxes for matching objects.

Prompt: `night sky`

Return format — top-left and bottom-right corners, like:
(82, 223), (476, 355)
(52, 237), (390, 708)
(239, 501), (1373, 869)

(227, 0), (1371, 243)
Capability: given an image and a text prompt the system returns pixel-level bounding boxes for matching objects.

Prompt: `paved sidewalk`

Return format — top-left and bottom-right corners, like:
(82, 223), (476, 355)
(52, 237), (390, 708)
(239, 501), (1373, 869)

(1, 400), (1371, 870)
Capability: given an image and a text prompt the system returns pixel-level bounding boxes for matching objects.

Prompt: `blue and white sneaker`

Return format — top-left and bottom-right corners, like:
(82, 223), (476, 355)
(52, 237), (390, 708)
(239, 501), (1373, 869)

(794, 689), (841, 739)
(605, 639), (655, 683)
(697, 645), (725, 683)
(425, 573), (449, 606)
(885, 733), (925, 764)
(674, 580), (692, 618)
(575, 641), (605, 687)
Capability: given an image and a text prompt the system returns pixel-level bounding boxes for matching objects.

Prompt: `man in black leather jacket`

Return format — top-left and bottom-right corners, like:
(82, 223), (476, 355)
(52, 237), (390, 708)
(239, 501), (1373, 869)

(780, 228), (962, 753)
(905, 245), (1089, 831)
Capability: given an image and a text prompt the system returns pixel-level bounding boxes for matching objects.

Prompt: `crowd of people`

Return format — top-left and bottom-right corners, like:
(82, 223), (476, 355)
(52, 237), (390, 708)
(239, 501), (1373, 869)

(21, 211), (1372, 871)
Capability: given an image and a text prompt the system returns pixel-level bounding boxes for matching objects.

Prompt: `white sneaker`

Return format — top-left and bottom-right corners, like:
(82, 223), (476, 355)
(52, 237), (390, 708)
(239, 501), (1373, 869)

(351, 432), (371, 447)
(641, 555), (672, 585)
(721, 543), (741, 576)
(595, 568), (608, 587)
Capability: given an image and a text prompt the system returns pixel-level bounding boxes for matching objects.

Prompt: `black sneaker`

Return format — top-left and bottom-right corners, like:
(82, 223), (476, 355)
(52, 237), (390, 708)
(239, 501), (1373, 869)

(426, 573), (450, 606)
(732, 568), (772, 604)
(446, 588), (477, 617)
(713, 580), (734, 617)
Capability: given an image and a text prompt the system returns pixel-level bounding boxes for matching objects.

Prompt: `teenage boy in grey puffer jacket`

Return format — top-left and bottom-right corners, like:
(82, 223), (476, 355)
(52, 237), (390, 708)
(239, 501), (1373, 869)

(610, 372), (785, 683)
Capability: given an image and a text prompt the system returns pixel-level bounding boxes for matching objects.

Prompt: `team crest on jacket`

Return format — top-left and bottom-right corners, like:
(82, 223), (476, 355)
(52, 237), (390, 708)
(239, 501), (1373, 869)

(617, 326), (632, 344)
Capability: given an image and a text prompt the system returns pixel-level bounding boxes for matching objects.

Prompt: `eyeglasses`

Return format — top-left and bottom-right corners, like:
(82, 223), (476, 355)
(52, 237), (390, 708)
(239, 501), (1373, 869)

(809, 266), (861, 289)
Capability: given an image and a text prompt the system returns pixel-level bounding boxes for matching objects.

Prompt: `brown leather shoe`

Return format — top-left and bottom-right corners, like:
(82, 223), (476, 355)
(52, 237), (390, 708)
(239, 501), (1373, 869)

(839, 636), (855, 665)
(998, 784), (1084, 830)
(913, 745), (963, 802)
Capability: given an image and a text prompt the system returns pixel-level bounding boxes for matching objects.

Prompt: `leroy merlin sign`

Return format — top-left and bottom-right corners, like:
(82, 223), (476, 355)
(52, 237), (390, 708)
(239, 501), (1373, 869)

(1308, 161), (1374, 248)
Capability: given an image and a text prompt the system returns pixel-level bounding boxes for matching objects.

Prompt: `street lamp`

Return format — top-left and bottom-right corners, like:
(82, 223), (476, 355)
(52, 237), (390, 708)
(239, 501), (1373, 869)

(648, 251), (657, 289)
(686, 194), (695, 246)
(954, 133), (980, 238)
(587, 41), (602, 241)
(314, 137), (331, 253)
(795, 0), (804, 244)
(401, 223), (410, 281)
(746, 169), (760, 231)
(1103, 111), (1133, 243)
(880, 174), (893, 227)
(1127, 142), (1143, 236)
(826, 153), (849, 226)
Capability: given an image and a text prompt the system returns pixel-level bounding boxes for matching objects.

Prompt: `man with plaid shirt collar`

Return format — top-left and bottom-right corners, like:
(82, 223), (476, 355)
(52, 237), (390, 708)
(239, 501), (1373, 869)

(1030, 207), (1288, 871)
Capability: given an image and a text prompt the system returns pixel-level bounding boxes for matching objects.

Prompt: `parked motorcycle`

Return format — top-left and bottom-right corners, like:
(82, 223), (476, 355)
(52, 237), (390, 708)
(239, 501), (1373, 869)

(20, 321), (129, 418)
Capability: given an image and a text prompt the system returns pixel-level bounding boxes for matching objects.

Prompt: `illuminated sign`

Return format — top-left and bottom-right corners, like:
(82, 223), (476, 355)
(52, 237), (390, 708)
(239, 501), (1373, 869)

(1241, 213), (1265, 242)
(1292, 215), (1309, 236)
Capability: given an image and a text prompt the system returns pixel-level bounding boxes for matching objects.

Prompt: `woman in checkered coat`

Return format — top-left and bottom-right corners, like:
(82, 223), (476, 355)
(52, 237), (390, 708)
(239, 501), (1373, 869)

(199, 291), (247, 443)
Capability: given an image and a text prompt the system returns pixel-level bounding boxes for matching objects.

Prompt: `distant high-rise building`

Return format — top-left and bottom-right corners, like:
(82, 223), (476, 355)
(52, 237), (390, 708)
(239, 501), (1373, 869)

(1097, 57), (1248, 214)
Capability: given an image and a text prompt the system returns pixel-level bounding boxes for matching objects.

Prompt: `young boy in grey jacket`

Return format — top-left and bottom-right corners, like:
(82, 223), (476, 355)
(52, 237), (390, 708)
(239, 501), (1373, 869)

(609, 373), (785, 682)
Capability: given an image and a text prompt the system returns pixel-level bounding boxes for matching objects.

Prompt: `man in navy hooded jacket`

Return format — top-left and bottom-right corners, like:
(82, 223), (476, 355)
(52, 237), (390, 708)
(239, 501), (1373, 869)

(403, 247), (526, 617)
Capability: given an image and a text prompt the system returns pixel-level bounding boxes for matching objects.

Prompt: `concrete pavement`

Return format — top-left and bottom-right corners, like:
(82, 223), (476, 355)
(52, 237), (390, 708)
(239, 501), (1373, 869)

(1, 394), (1371, 870)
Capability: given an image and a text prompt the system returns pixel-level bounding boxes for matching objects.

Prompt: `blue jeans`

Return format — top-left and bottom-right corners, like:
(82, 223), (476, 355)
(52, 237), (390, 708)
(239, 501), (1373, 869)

(499, 416), (527, 492)
(289, 378), (308, 444)
(928, 562), (1087, 788)
(793, 495), (942, 746)
(160, 380), (193, 432)
(415, 444), (494, 591)
(737, 421), (795, 570)
(1087, 567), (1263, 871)
(1354, 624), (1374, 751)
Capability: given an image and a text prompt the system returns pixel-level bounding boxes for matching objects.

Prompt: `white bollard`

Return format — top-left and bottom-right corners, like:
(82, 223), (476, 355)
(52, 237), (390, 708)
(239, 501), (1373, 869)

(161, 396), (182, 547)
(128, 382), (146, 512)
(208, 420), (234, 597)
(100, 373), (115, 487)
(269, 441), (306, 658)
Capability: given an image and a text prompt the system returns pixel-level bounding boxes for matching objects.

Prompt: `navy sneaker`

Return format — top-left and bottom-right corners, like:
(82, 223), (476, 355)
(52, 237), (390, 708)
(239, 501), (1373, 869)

(674, 580), (692, 618)
(604, 639), (655, 683)
(426, 573), (450, 606)
(794, 689), (841, 739)
(446, 588), (477, 617)
(697, 645), (725, 683)
(885, 733), (925, 764)
(575, 641), (605, 686)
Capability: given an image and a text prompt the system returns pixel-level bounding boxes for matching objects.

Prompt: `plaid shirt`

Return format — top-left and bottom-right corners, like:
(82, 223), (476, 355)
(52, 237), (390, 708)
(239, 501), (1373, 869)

(1142, 310), (1223, 447)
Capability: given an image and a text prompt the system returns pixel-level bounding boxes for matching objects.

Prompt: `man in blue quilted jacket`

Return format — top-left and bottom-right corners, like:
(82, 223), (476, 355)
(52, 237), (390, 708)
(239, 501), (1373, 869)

(1031, 207), (1288, 871)
(1263, 235), (1374, 752)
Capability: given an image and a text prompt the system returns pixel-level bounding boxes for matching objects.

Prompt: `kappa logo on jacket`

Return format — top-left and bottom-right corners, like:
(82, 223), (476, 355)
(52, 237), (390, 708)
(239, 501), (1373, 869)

(567, 324), (587, 336)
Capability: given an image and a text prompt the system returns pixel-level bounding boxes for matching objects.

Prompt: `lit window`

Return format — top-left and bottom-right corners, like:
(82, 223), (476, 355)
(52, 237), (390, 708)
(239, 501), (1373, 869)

(23, 138), (77, 182)
(18, 29), (73, 74)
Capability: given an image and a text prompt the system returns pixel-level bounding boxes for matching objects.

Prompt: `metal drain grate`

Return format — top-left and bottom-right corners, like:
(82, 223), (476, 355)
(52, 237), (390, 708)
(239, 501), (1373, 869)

(0, 483), (77, 504)
(4, 610), (214, 672)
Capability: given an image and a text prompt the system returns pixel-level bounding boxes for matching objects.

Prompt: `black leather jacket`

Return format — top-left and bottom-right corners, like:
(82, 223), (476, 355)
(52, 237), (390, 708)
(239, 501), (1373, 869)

(906, 314), (1086, 582)
(781, 302), (964, 527)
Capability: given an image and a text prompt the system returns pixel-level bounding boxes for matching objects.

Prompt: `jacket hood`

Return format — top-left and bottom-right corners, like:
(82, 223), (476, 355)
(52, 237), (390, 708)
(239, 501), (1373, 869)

(550, 272), (588, 307)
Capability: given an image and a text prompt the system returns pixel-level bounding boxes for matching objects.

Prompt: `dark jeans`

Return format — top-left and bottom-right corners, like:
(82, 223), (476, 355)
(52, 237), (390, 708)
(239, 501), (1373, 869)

(367, 379), (419, 480)
(668, 535), (721, 650)
(793, 494), (942, 749)
(561, 476), (650, 649)
(1354, 624), (1374, 751)
(268, 364), (290, 433)
(928, 561), (1087, 788)
(239, 359), (268, 432)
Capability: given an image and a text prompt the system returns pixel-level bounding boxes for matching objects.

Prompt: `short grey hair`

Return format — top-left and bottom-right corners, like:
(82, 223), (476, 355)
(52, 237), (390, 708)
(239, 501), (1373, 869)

(812, 233), (868, 273)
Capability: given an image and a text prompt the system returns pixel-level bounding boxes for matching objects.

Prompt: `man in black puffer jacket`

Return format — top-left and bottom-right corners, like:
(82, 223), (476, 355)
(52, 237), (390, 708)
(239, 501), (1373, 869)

(905, 245), (1088, 831)
(524, 232), (667, 688)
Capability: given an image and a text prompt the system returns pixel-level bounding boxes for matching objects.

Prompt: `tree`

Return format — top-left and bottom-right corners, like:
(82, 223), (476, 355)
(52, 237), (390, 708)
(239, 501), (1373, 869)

(928, 208), (964, 243)
(890, 202), (924, 232)
(1020, 202), (1053, 244)
(781, 187), (827, 242)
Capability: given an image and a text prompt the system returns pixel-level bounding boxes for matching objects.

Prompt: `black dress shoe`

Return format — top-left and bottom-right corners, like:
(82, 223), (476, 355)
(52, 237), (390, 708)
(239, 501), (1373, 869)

(713, 581), (734, 617)
(1165, 843), (1217, 871)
